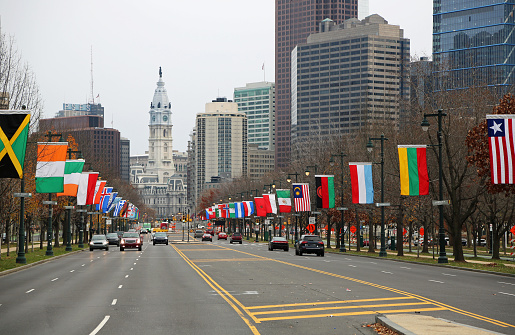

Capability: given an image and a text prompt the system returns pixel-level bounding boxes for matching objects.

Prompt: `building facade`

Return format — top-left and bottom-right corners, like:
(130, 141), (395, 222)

(275, 0), (358, 168)
(120, 137), (130, 182)
(248, 144), (275, 180)
(56, 102), (104, 118)
(433, 0), (515, 91)
(291, 15), (410, 143)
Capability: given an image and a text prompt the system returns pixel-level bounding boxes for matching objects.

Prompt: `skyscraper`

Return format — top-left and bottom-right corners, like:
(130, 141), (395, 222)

(275, 0), (358, 168)
(433, 0), (515, 91)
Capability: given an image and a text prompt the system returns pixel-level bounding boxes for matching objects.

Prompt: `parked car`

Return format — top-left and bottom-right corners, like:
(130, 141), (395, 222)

(218, 232), (228, 240)
(120, 232), (142, 251)
(194, 230), (204, 238)
(90, 234), (109, 251)
(230, 232), (243, 244)
(269, 236), (289, 251)
(106, 233), (120, 246)
(153, 232), (168, 245)
(295, 235), (324, 257)
(202, 233), (213, 242)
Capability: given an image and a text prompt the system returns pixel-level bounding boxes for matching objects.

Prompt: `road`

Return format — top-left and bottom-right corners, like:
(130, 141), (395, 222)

(0, 232), (514, 335)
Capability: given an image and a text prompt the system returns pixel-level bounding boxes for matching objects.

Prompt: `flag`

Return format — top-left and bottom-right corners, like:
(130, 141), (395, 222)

(120, 201), (129, 217)
(0, 111), (30, 179)
(114, 200), (126, 217)
(108, 197), (121, 212)
(235, 202), (245, 218)
(292, 183), (311, 212)
(77, 172), (99, 205)
(349, 162), (374, 204)
(229, 203), (236, 218)
(487, 115), (515, 184)
(217, 204), (224, 218)
(254, 197), (267, 216)
(315, 175), (335, 208)
(106, 191), (118, 211)
(35, 142), (68, 193)
(262, 194), (277, 214)
(93, 180), (106, 205)
(223, 203), (230, 218)
(398, 145), (429, 195)
(276, 189), (292, 213)
(99, 187), (113, 212)
(243, 201), (254, 216)
(57, 159), (85, 197)
(205, 208), (211, 220)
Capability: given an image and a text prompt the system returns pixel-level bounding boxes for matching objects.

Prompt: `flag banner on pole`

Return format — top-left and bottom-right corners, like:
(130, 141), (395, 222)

(77, 172), (98, 205)
(235, 202), (245, 218)
(0, 111), (30, 179)
(93, 180), (106, 205)
(223, 203), (230, 218)
(57, 159), (85, 197)
(36, 142), (68, 193)
(106, 191), (118, 212)
(487, 115), (515, 184)
(276, 189), (292, 213)
(349, 162), (374, 204)
(398, 145), (429, 195)
(99, 187), (113, 213)
(254, 197), (267, 216)
(315, 175), (335, 208)
(114, 200), (126, 217)
(120, 201), (129, 217)
(263, 194), (277, 214)
(229, 203), (236, 218)
(217, 204), (224, 218)
(292, 183), (311, 212)
(243, 201), (255, 216)
(108, 197), (121, 212)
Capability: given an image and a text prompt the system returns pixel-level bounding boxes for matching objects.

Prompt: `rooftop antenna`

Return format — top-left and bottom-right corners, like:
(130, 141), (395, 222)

(90, 46), (94, 104)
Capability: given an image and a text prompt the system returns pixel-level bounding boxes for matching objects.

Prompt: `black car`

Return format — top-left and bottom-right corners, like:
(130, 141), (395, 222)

(140, 228), (149, 234)
(295, 235), (324, 257)
(269, 236), (289, 251)
(153, 232), (168, 245)
(106, 233), (120, 246)
(202, 233), (213, 242)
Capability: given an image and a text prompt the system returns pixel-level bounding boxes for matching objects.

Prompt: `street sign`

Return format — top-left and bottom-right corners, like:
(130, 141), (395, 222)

(267, 217), (274, 220)
(64, 206), (75, 210)
(510, 226), (515, 235)
(292, 214), (301, 217)
(13, 192), (31, 198)
(76, 209), (87, 213)
(350, 225), (357, 234)
(311, 211), (321, 215)
(42, 201), (57, 205)
(420, 227), (425, 236)
(432, 200), (450, 206)
(336, 207), (348, 211)
(306, 223), (316, 233)
(309, 217), (315, 225)
(375, 203), (391, 207)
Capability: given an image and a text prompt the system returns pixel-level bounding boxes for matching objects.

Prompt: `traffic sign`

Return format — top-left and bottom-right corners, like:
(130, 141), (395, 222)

(403, 228), (407, 236)
(13, 193), (31, 198)
(420, 227), (424, 236)
(350, 225), (357, 234)
(375, 203), (390, 207)
(42, 201), (57, 205)
(309, 217), (315, 225)
(307, 223), (316, 233)
(432, 200), (450, 206)
(311, 211), (321, 215)
(64, 206), (75, 210)
(510, 226), (515, 235)
(336, 207), (348, 211)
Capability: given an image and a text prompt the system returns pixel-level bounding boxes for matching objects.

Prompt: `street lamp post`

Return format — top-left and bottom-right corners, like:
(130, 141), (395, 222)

(286, 172), (300, 242)
(64, 206), (74, 251)
(367, 134), (388, 257)
(330, 152), (347, 252)
(305, 165), (319, 234)
(421, 109), (448, 264)
(77, 208), (87, 248)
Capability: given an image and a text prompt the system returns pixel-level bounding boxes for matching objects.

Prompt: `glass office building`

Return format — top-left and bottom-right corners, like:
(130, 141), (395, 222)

(433, 0), (515, 91)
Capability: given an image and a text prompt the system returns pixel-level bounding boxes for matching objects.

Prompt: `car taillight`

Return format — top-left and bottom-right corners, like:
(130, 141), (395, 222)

(301, 241), (307, 245)
(318, 241), (324, 245)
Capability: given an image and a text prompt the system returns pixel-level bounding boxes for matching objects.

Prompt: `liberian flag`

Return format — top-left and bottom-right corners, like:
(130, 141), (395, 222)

(235, 202), (245, 218)
(263, 194), (277, 214)
(292, 183), (310, 212)
(276, 189), (292, 213)
(398, 145), (429, 195)
(77, 172), (99, 205)
(243, 201), (254, 216)
(349, 162), (374, 204)
(35, 142), (68, 193)
(93, 180), (106, 205)
(487, 115), (515, 184)
(254, 197), (267, 217)
(57, 159), (85, 197)
(315, 175), (335, 208)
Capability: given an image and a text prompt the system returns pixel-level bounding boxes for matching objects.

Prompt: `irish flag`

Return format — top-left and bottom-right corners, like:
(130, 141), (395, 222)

(398, 145), (429, 196)
(276, 189), (292, 213)
(57, 159), (85, 197)
(35, 142), (68, 193)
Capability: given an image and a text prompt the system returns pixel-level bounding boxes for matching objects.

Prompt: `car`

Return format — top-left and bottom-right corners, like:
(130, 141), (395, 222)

(194, 230), (204, 238)
(295, 235), (324, 257)
(362, 239), (370, 247)
(477, 238), (487, 247)
(205, 229), (215, 236)
(115, 231), (124, 239)
(128, 229), (136, 232)
(106, 233), (120, 246)
(230, 232), (243, 244)
(153, 232), (168, 245)
(218, 232), (228, 240)
(268, 236), (289, 251)
(120, 232), (142, 251)
(90, 234), (109, 251)
(202, 233), (213, 242)
(140, 228), (149, 234)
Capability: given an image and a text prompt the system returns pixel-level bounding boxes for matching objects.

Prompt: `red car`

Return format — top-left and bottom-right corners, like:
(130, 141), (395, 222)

(230, 232), (243, 244)
(218, 232), (228, 240)
(205, 229), (215, 236)
(120, 232), (142, 251)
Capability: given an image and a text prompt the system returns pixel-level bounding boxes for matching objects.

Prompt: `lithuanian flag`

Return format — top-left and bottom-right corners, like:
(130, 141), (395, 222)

(398, 145), (429, 196)
(35, 142), (68, 193)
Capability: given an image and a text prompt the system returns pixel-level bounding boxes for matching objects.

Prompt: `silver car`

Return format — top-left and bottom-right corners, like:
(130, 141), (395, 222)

(194, 230), (203, 238)
(90, 234), (109, 251)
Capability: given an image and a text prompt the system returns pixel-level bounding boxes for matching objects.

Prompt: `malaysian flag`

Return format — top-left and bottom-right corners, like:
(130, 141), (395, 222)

(487, 115), (515, 184)
(292, 183), (310, 212)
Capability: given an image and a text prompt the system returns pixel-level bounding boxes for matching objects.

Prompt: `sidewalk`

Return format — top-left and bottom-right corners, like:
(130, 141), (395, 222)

(385, 250), (515, 268)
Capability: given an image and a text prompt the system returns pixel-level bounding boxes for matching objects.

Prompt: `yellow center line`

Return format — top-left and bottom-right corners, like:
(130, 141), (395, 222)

(247, 296), (414, 310)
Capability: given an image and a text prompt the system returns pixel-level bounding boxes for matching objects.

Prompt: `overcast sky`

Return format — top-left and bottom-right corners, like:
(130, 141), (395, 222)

(1, 0), (433, 155)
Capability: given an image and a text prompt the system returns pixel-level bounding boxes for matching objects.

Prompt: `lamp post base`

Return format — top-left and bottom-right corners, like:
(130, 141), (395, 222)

(379, 250), (387, 257)
(16, 255), (27, 264)
(339, 247), (346, 252)
(438, 256), (448, 264)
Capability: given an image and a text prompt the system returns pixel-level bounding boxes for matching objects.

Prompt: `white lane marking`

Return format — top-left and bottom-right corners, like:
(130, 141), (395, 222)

(429, 280), (445, 284)
(133, 263), (137, 265)
(348, 265), (357, 268)
(89, 315), (110, 335)
(70, 270), (75, 273)
(345, 258), (352, 261)
(381, 271), (393, 274)
(82, 264), (85, 267)
(499, 281), (515, 286)
(370, 262), (377, 264)
(26, 289), (35, 293)
(51, 278), (58, 282)
(90, 260), (94, 262)
(97, 257), (100, 259)
(400, 266), (411, 269)
(118, 285), (123, 289)
(442, 273), (456, 277)
(499, 292), (515, 297)
(111, 299), (117, 305)
(125, 275), (129, 278)
(243, 291), (258, 295)
(130, 268), (133, 271)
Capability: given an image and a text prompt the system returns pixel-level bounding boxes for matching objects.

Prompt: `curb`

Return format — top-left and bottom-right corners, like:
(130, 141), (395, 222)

(0, 249), (85, 278)
(375, 314), (416, 335)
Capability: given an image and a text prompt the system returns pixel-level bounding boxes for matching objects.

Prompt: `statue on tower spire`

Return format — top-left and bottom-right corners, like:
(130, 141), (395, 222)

(159, 67), (162, 78)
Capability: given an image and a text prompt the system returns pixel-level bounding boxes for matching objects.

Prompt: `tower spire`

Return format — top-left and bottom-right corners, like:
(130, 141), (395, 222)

(159, 66), (162, 78)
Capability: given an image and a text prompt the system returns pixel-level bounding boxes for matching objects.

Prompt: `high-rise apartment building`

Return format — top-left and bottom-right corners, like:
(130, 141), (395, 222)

(120, 137), (130, 182)
(234, 81), (275, 150)
(433, 0), (515, 91)
(291, 15), (410, 143)
(275, 0), (358, 167)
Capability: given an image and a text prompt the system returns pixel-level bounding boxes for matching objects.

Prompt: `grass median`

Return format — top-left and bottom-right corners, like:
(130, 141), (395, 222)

(0, 245), (84, 273)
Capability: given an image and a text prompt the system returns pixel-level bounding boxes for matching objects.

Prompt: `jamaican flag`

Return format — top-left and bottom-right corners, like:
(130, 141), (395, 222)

(0, 111), (30, 179)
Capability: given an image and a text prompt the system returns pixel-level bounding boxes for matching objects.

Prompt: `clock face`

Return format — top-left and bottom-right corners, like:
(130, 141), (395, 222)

(152, 116), (156, 122)
(163, 115), (168, 122)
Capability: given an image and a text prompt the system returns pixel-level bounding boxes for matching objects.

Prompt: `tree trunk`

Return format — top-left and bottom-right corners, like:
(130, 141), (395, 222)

(397, 202), (404, 256)
(355, 211), (360, 252)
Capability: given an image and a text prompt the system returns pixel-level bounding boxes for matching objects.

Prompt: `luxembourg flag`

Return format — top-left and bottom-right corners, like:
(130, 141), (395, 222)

(243, 201), (254, 216)
(349, 162), (374, 204)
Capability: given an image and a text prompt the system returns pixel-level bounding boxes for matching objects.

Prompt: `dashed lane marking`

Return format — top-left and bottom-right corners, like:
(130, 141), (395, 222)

(118, 285), (123, 289)
(429, 280), (444, 284)
(51, 278), (58, 282)
(25, 289), (34, 293)
(111, 299), (117, 305)
(89, 315), (110, 335)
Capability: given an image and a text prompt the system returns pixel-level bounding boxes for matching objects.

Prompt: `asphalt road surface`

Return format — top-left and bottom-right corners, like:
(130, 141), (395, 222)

(0, 232), (514, 335)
